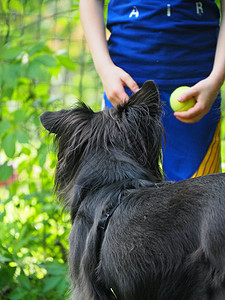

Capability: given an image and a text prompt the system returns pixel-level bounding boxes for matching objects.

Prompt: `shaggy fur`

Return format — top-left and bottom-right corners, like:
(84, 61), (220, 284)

(40, 81), (225, 300)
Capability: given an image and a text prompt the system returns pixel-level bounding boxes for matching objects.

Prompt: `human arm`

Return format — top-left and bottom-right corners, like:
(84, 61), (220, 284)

(79, 0), (139, 106)
(174, 0), (225, 123)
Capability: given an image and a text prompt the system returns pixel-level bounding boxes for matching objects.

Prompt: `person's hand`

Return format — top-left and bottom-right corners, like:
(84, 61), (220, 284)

(100, 63), (139, 107)
(174, 77), (221, 123)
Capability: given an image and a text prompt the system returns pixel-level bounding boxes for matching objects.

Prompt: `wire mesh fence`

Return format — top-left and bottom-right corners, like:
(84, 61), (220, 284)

(0, 0), (103, 110)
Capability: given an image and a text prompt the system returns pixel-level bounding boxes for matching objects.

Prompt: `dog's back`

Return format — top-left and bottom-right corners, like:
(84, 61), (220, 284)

(98, 174), (225, 300)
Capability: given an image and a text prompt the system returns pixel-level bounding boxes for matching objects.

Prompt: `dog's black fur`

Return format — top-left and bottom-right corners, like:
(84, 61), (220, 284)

(40, 81), (225, 300)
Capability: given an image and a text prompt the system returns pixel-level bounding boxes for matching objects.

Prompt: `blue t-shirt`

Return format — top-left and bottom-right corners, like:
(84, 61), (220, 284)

(106, 0), (220, 83)
(104, 1), (221, 181)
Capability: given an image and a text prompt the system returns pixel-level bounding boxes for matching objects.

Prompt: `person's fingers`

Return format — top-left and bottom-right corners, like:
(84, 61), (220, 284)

(107, 86), (129, 107)
(177, 87), (197, 102)
(103, 66), (139, 106)
(121, 72), (139, 93)
(174, 102), (209, 123)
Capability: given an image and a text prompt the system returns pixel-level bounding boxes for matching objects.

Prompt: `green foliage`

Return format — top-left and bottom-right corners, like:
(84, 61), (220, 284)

(0, 0), (103, 299)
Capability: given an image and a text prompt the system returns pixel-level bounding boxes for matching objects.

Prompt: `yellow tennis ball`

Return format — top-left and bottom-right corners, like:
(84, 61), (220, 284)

(170, 86), (196, 112)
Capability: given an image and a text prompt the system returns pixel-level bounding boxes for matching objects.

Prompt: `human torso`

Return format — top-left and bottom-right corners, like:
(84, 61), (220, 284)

(107, 0), (220, 82)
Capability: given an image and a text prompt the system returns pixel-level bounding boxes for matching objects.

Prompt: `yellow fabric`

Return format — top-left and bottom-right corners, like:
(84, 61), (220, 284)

(192, 118), (221, 178)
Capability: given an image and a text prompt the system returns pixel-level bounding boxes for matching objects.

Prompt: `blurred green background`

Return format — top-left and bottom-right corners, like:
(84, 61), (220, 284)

(0, 0), (224, 299)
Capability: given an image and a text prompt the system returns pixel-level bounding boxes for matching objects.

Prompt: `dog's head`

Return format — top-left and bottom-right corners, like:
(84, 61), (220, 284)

(40, 80), (163, 198)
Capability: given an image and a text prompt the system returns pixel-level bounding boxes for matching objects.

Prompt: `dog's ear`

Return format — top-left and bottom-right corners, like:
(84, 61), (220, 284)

(117, 80), (159, 115)
(115, 80), (163, 180)
(129, 80), (159, 106)
(40, 109), (68, 134)
(40, 103), (94, 135)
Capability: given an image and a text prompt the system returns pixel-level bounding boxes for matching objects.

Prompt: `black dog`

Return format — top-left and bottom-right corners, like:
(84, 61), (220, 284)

(40, 81), (225, 300)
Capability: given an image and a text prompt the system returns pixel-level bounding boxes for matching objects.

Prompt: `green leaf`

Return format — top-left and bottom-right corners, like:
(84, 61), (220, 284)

(38, 144), (48, 167)
(34, 115), (40, 126)
(35, 83), (49, 96)
(1, 87), (14, 99)
(0, 254), (11, 262)
(0, 266), (16, 288)
(39, 151), (47, 168)
(56, 277), (69, 296)
(17, 275), (31, 290)
(0, 120), (11, 136)
(1, 0), (9, 13)
(29, 41), (46, 56)
(1, 46), (23, 60)
(27, 60), (43, 79)
(16, 129), (29, 144)
(43, 276), (62, 293)
(21, 147), (31, 155)
(1, 64), (18, 87)
(14, 109), (27, 123)
(35, 55), (56, 67)
(0, 162), (13, 181)
(56, 55), (75, 71)
(0, 210), (6, 222)
(8, 287), (28, 300)
(10, 0), (23, 13)
(47, 65), (61, 77)
(2, 133), (16, 158)
(41, 262), (68, 275)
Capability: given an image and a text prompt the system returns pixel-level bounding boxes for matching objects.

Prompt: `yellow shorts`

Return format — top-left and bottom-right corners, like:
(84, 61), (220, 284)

(192, 118), (221, 178)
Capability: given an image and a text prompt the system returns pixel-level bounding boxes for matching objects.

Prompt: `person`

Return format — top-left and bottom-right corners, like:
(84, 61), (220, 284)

(79, 0), (225, 181)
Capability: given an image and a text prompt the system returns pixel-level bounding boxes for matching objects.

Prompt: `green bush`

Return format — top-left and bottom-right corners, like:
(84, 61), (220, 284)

(0, 0), (102, 299)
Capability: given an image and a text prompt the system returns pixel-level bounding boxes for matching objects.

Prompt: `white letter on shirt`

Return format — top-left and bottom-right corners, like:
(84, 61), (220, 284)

(129, 6), (139, 18)
(167, 4), (171, 17)
(196, 2), (204, 15)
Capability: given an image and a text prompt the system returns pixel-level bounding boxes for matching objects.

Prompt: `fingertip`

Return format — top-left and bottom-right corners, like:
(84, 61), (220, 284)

(177, 93), (189, 102)
(134, 86), (140, 93)
(129, 83), (139, 94)
(124, 76), (139, 93)
(121, 92), (129, 102)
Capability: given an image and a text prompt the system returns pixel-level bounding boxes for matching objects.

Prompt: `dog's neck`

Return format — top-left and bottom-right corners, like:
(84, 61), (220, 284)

(65, 148), (162, 220)
(78, 149), (159, 186)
